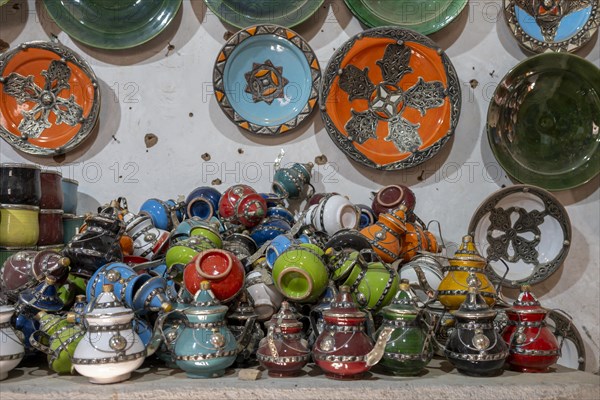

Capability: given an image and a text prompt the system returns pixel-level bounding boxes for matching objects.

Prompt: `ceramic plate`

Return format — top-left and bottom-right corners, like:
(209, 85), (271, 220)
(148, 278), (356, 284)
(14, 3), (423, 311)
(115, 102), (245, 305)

(204, 0), (324, 29)
(320, 27), (461, 170)
(344, 0), (468, 34)
(213, 25), (321, 135)
(43, 0), (182, 50)
(468, 185), (571, 288)
(0, 41), (100, 156)
(504, 0), (599, 53)
(547, 310), (586, 371)
(487, 53), (600, 191)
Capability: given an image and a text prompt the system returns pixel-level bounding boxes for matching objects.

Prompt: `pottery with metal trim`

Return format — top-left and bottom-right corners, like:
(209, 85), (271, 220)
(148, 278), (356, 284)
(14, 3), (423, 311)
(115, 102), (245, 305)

(189, 223), (223, 250)
(266, 206), (294, 225)
(245, 267), (284, 321)
(153, 288), (192, 369)
(360, 207), (408, 263)
(423, 302), (456, 357)
(184, 249), (245, 302)
(399, 221), (439, 263)
(0, 249), (39, 294)
(171, 217), (214, 244)
(0, 305), (24, 381)
(139, 198), (184, 231)
(0, 204), (40, 247)
(250, 216), (292, 247)
(62, 214), (85, 244)
(356, 204), (376, 229)
(165, 236), (218, 280)
(304, 194), (359, 236)
(308, 282), (338, 342)
(0, 163), (41, 206)
(61, 178), (78, 214)
(546, 309), (587, 371)
(218, 185), (267, 228)
(272, 162), (314, 199)
(38, 209), (64, 246)
(186, 187), (221, 220)
(399, 253), (445, 303)
(123, 213), (170, 261)
(72, 284), (146, 384)
(30, 249), (70, 285)
(265, 233), (310, 270)
(371, 185), (416, 219)
(39, 170), (63, 210)
(0, 41), (100, 156)
(227, 291), (264, 367)
(223, 233), (258, 262)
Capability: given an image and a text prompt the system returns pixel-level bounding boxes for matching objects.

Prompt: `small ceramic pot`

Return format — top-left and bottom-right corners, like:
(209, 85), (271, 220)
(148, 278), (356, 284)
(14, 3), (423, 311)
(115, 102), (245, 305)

(0, 204), (40, 247)
(250, 216), (291, 247)
(30, 249), (70, 284)
(245, 268), (283, 321)
(265, 234), (310, 270)
(304, 194), (359, 236)
(165, 236), (218, 278)
(62, 214), (85, 244)
(266, 206), (295, 225)
(0, 305), (25, 381)
(218, 185), (267, 228)
(399, 222), (439, 263)
(0, 249), (38, 293)
(39, 170), (64, 210)
(189, 223), (223, 249)
(186, 186), (221, 220)
(139, 198), (180, 231)
(371, 185), (416, 219)
(222, 233), (257, 262)
(0, 163), (41, 206)
(272, 244), (329, 303)
(272, 162), (313, 199)
(60, 178), (78, 214)
(356, 204), (376, 229)
(124, 213), (170, 261)
(38, 209), (64, 246)
(184, 249), (245, 302)
(170, 217), (213, 244)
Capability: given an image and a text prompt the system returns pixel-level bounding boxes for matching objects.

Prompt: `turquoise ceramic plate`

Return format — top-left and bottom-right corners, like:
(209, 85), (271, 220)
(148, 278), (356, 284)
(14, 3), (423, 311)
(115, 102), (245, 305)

(213, 25), (321, 135)
(43, 0), (183, 50)
(344, 0), (468, 34)
(204, 0), (324, 29)
(487, 53), (600, 191)
(504, 0), (599, 53)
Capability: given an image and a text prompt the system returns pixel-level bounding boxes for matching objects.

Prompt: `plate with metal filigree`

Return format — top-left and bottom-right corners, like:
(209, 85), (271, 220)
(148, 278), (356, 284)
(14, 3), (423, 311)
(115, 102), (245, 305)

(213, 25), (321, 135)
(468, 185), (571, 288)
(319, 27), (461, 170)
(547, 309), (586, 371)
(0, 41), (100, 156)
(504, 0), (599, 53)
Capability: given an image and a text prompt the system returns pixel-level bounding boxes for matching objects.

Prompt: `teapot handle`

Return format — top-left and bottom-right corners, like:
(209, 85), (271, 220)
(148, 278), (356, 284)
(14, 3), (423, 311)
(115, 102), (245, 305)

(266, 325), (278, 358)
(421, 308), (449, 353)
(29, 330), (52, 355)
(236, 314), (258, 353)
(147, 310), (186, 356)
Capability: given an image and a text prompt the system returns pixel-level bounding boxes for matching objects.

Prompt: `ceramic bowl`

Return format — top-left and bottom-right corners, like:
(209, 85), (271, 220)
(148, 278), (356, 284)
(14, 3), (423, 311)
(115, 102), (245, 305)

(184, 249), (245, 302)
(399, 254), (445, 303)
(60, 178), (78, 214)
(0, 163), (41, 206)
(304, 194), (359, 236)
(265, 234), (310, 270)
(186, 186), (221, 220)
(39, 170), (63, 210)
(0, 204), (40, 247)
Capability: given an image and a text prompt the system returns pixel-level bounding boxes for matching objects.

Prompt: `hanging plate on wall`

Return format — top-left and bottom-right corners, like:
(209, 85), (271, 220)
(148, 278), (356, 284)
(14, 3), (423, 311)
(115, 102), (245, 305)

(319, 27), (461, 170)
(43, 0), (183, 50)
(344, 0), (468, 34)
(204, 0), (325, 29)
(468, 185), (571, 288)
(213, 25), (321, 135)
(504, 0), (599, 53)
(0, 41), (100, 156)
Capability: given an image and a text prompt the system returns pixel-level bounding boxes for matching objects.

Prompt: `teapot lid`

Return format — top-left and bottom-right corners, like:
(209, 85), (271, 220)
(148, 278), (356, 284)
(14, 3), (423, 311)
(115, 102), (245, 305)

(323, 286), (365, 319)
(453, 277), (496, 320)
(185, 281), (228, 316)
(227, 290), (257, 322)
(449, 235), (486, 267)
(19, 276), (64, 312)
(382, 280), (419, 317)
(267, 301), (302, 329)
(510, 285), (548, 314)
(86, 284), (132, 317)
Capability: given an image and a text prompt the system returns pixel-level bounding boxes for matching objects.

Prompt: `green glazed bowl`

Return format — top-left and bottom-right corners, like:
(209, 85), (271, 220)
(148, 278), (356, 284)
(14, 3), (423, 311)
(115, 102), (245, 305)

(273, 243), (328, 303)
(189, 226), (223, 249)
(487, 53), (600, 191)
(344, 0), (468, 34)
(43, 0), (183, 50)
(342, 261), (399, 312)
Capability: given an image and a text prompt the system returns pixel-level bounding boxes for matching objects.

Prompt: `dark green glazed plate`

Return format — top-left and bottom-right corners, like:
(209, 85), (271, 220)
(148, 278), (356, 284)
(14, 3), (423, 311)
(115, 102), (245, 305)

(43, 0), (183, 50)
(487, 53), (600, 191)
(204, 0), (324, 29)
(343, 0), (468, 34)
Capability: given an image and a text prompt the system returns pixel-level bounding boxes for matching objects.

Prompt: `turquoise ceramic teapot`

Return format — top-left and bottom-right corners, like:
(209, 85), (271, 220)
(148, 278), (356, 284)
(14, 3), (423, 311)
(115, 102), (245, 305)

(154, 281), (237, 378)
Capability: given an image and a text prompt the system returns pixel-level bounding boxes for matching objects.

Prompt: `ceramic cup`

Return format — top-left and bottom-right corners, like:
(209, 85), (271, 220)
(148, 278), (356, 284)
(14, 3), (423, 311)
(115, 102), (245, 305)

(265, 234), (310, 270)
(304, 194), (359, 236)
(39, 171), (64, 210)
(62, 214), (85, 244)
(245, 269), (283, 321)
(60, 178), (78, 214)
(184, 249), (245, 302)
(0, 163), (41, 206)
(186, 186), (221, 220)
(371, 184), (416, 217)
(0, 204), (40, 247)
(38, 209), (64, 246)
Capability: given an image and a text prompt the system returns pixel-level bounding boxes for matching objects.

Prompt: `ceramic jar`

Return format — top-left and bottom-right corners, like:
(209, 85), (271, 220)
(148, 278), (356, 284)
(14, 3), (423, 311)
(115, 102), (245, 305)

(38, 209), (64, 246)
(502, 286), (560, 372)
(444, 281), (508, 377)
(0, 163), (41, 206)
(161, 281), (237, 378)
(371, 184), (416, 219)
(360, 207), (408, 263)
(356, 204), (376, 229)
(0, 249), (38, 294)
(313, 286), (393, 380)
(437, 235), (496, 310)
(0, 305), (25, 381)
(398, 222), (439, 263)
(219, 184), (267, 228)
(378, 282), (433, 376)
(272, 243), (329, 303)
(0, 204), (40, 247)
(140, 198), (184, 231)
(72, 284), (146, 384)
(186, 186), (221, 220)
(39, 170), (64, 209)
(245, 267), (283, 321)
(61, 178), (78, 214)
(184, 249), (245, 302)
(265, 234), (310, 270)
(257, 301), (310, 377)
(272, 162), (313, 199)
(304, 194), (359, 236)
(62, 214), (85, 244)
(250, 217), (291, 247)
(123, 213), (170, 261)
(227, 291), (264, 366)
(223, 233), (257, 261)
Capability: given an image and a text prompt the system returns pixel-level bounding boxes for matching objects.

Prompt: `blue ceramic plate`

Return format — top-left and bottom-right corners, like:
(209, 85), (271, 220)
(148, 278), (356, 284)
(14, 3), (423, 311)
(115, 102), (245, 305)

(504, 0), (599, 53)
(213, 25), (321, 135)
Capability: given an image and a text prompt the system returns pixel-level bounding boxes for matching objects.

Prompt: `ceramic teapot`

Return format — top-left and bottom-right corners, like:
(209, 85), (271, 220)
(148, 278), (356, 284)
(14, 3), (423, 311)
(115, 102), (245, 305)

(227, 291), (264, 367)
(272, 162), (314, 200)
(360, 207), (407, 263)
(0, 305), (25, 380)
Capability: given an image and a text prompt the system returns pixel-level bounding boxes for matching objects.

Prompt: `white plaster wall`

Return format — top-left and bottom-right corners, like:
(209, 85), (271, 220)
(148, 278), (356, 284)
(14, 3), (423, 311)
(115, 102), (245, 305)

(0, 0), (598, 373)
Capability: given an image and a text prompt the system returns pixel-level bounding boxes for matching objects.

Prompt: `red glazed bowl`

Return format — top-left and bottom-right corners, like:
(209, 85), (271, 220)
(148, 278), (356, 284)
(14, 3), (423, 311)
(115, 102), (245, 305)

(184, 249), (245, 302)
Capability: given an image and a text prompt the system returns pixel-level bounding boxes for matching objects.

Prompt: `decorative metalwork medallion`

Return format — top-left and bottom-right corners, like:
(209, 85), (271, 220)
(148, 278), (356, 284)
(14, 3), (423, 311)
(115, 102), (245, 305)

(468, 185), (571, 288)
(504, 0), (599, 53)
(0, 40), (100, 156)
(320, 27), (461, 170)
(245, 60), (289, 105)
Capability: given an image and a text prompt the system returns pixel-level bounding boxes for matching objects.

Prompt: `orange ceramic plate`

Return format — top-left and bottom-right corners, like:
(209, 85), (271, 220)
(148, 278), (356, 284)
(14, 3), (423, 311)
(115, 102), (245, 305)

(0, 41), (100, 156)
(320, 28), (461, 170)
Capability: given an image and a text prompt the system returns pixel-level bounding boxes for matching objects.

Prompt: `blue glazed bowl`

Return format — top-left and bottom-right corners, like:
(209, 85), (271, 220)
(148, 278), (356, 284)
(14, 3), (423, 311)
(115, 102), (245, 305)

(186, 187), (221, 220)
(140, 198), (171, 231)
(356, 204), (376, 229)
(250, 217), (291, 247)
(266, 206), (295, 225)
(260, 193), (286, 208)
(86, 262), (151, 309)
(61, 178), (78, 214)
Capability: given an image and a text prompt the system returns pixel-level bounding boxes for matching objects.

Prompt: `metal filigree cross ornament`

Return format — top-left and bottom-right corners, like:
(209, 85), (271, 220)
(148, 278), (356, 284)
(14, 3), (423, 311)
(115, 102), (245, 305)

(245, 60), (289, 105)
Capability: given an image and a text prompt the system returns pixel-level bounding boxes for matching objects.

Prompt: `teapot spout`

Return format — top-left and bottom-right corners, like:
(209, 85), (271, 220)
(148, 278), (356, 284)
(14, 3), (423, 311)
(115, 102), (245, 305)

(365, 326), (394, 367)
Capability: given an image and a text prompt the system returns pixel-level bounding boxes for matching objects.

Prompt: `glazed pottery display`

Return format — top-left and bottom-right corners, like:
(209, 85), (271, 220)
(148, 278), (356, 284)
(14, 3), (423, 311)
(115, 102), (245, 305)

(272, 244), (328, 303)
(38, 209), (64, 246)
(257, 301), (310, 377)
(0, 163), (41, 205)
(62, 214), (85, 244)
(72, 284), (146, 384)
(0, 204), (40, 247)
(444, 281), (508, 377)
(504, 0), (599, 53)
(61, 178), (78, 214)
(39, 170), (63, 209)
(371, 185), (416, 218)
(320, 27), (461, 170)
(0, 41), (100, 156)
(184, 249), (245, 302)
(0, 305), (25, 381)
(437, 235), (496, 310)
(227, 291), (264, 366)
(502, 286), (560, 372)
(360, 207), (407, 263)
(186, 186), (221, 220)
(123, 213), (170, 261)
(313, 286), (393, 380)
(487, 53), (600, 190)
(213, 25), (321, 135)
(272, 162), (314, 199)
(304, 194), (359, 236)
(43, 0), (183, 49)
(245, 268), (283, 321)
(218, 185), (267, 227)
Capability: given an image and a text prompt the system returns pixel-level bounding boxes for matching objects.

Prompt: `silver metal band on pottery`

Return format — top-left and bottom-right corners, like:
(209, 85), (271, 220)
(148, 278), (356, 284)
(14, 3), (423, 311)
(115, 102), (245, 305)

(383, 319), (418, 328)
(273, 332), (303, 340)
(368, 238), (397, 260)
(184, 320), (226, 329)
(143, 287), (166, 310)
(72, 350), (145, 365)
(0, 352), (25, 361)
(384, 352), (433, 361)
(49, 333), (85, 364)
(87, 323), (131, 333)
(175, 350), (236, 361)
(324, 324), (364, 333)
(313, 353), (366, 363)
(456, 322), (495, 330)
(373, 271), (396, 311)
(91, 301), (122, 310)
(437, 290), (496, 299)
(510, 348), (560, 357)
(443, 266), (486, 273)
(547, 310), (586, 370)
(445, 350), (509, 362)
(507, 320), (546, 328)
(256, 354), (310, 363)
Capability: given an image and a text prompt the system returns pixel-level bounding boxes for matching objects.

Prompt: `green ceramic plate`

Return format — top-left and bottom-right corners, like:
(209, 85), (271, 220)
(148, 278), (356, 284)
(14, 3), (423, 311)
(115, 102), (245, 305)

(43, 0), (183, 50)
(344, 0), (468, 34)
(487, 53), (600, 191)
(204, 0), (324, 29)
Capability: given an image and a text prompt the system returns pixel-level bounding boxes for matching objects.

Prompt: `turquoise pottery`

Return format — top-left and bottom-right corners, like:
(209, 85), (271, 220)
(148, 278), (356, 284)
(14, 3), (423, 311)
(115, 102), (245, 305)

(43, 0), (183, 50)
(60, 178), (78, 214)
(204, 0), (324, 28)
(132, 276), (172, 314)
(272, 243), (328, 303)
(214, 25), (321, 135)
(86, 262), (151, 310)
(62, 214), (85, 244)
(163, 282), (237, 378)
(140, 198), (179, 231)
(272, 162), (313, 199)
